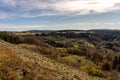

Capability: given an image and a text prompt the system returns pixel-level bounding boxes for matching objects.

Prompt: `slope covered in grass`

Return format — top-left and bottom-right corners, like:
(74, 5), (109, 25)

(0, 40), (106, 80)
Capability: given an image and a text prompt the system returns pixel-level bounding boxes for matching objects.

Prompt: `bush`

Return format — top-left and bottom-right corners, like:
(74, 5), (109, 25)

(0, 32), (20, 44)
(46, 39), (68, 48)
(88, 68), (104, 77)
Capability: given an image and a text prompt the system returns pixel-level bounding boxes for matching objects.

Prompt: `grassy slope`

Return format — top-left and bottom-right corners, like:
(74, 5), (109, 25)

(0, 40), (105, 80)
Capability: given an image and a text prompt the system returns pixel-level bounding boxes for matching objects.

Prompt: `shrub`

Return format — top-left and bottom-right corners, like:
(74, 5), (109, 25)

(0, 32), (20, 44)
(88, 68), (104, 77)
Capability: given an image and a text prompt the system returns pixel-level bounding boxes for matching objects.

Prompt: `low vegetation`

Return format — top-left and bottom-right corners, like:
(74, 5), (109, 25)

(0, 32), (20, 44)
(0, 30), (120, 80)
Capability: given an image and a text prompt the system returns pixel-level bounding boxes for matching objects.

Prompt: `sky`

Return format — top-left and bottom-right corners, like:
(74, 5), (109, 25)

(0, 0), (120, 31)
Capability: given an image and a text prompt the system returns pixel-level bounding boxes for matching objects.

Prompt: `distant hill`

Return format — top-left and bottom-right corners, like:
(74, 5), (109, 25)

(23, 29), (120, 33)
(23, 30), (57, 33)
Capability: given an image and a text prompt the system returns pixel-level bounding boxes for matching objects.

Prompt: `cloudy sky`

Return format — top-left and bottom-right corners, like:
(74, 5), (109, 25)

(0, 0), (120, 31)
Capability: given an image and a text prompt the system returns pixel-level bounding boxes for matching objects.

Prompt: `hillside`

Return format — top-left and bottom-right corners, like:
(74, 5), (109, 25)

(0, 30), (120, 80)
(0, 40), (104, 80)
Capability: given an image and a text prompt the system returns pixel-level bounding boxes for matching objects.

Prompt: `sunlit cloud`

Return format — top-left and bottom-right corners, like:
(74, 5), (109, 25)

(0, 0), (120, 19)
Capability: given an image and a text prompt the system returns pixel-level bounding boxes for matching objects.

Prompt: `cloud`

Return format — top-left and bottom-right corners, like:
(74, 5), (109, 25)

(0, 24), (47, 31)
(0, 12), (9, 19)
(0, 22), (120, 31)
(0, 0), (120, 19)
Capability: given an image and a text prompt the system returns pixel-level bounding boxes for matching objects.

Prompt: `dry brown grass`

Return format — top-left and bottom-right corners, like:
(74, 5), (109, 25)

(0, 40), (106, 80)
